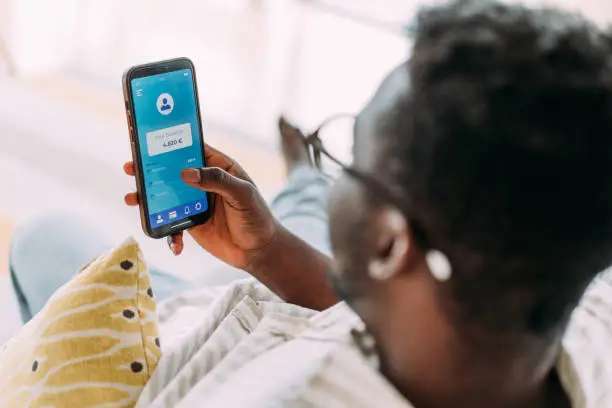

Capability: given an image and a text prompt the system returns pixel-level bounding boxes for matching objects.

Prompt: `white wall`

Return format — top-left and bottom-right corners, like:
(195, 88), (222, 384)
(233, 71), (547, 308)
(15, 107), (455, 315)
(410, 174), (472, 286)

(3, 0), (80, 76)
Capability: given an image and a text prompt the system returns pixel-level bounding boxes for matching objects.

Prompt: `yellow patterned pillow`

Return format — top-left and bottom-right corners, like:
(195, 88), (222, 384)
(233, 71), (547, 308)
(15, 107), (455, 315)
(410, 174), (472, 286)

(0, 237), (161, 407)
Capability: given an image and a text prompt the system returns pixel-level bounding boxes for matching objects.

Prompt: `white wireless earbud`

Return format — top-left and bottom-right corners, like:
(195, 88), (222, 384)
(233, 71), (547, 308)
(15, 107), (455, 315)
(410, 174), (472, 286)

(426, 250), (452, 282)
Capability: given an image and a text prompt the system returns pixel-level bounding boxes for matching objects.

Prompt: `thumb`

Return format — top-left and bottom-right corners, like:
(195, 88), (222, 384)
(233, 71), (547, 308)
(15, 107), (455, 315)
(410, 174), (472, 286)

(181, 167), (253, 202)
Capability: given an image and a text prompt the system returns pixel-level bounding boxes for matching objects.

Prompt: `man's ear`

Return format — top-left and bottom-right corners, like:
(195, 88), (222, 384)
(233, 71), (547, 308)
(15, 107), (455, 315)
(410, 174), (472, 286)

(368, 208), (412, 281)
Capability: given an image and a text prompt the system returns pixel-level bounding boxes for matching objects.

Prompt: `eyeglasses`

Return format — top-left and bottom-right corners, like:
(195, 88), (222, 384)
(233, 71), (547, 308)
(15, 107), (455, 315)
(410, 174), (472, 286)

(304, 114), (430, 247)
(304, 113), (355, 177)
(304, 114), (456, 278)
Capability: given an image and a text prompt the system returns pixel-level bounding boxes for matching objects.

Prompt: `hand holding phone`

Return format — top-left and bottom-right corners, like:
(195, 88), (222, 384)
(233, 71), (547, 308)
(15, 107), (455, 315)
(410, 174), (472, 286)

(123, 120), (337, 310)
(123, 144), (278, 267)
(123, 58), (212, 238)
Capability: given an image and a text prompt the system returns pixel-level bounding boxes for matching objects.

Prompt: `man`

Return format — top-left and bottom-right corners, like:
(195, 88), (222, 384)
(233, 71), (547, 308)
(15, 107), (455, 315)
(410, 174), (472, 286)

(10, 1), (612, 406)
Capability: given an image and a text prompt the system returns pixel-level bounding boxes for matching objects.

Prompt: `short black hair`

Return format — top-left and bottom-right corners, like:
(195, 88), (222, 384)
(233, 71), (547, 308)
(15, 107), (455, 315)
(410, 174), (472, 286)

(381, 0), (612, 334)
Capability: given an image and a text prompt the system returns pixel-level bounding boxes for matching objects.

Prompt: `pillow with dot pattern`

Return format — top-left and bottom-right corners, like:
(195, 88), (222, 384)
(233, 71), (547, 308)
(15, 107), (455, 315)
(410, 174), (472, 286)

(0, 237), (161, 407)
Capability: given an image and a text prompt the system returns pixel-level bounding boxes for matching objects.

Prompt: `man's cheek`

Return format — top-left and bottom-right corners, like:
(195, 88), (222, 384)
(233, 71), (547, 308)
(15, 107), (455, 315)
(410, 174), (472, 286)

(327, 197), (348, 259)
(328, 176), (371, 246)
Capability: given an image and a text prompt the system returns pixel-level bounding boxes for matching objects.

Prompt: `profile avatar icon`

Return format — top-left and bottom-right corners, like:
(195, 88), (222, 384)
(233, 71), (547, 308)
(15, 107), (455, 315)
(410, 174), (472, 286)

(156, 93), (174, 115)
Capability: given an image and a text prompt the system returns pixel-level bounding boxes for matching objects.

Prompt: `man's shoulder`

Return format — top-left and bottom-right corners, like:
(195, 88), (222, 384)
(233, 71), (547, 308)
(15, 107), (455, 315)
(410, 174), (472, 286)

(190, 331), (409, 408)
(568, 275), (612, 343)
(171, 301), (407, 407)
(561, 276), (612, 407)
(295, 341), (411, 408)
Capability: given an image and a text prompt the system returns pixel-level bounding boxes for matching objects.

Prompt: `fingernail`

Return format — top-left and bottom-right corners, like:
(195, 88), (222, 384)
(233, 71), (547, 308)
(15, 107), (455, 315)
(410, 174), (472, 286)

(181, 169), (201, 183)
(167, 236), (176, 253)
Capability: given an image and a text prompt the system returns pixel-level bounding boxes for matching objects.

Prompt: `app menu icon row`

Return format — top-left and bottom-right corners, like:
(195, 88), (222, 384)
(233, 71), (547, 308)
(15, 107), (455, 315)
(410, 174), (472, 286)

(151, 199), (206, 227)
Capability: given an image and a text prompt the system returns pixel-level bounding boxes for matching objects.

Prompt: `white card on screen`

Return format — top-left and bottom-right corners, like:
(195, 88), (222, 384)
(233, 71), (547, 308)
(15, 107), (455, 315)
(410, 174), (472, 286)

(146, 123), (194, 157)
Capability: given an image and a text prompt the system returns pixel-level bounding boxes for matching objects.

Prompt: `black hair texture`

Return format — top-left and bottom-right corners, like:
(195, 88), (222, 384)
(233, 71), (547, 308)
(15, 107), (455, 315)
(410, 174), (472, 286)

(382, 0), (612, 334)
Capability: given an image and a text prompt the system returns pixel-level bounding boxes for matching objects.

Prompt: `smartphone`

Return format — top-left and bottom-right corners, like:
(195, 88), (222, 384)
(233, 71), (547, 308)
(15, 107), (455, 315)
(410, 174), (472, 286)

(123, 58), (212, 238)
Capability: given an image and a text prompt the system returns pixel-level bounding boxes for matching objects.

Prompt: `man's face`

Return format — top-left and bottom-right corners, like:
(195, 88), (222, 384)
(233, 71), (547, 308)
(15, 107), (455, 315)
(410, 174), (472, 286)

(326, 63), (411, 305)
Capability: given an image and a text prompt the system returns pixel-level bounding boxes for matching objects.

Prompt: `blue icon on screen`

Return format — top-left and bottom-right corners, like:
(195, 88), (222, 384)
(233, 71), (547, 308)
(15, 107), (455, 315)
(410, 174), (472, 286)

(156, 93), (174, 115)
(160, 98), (171, 111)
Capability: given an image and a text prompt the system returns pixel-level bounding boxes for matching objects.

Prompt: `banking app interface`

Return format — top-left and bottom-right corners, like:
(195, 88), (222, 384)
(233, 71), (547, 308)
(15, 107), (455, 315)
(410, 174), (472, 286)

(131, 69), (208, 228)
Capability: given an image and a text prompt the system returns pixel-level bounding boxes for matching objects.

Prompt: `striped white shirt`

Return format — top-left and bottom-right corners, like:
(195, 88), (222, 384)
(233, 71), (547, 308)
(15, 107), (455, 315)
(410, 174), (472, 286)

(136, 271), (612, 407)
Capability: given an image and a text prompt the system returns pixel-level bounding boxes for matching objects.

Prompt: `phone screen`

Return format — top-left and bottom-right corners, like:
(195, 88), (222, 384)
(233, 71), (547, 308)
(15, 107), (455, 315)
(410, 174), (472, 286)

(131, 68), (208, 229)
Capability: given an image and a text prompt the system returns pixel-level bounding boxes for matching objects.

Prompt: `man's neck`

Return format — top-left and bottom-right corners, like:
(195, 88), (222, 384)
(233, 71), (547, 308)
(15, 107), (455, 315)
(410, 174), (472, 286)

(376, 337), (566, 408)
(360, 287), (568, 408)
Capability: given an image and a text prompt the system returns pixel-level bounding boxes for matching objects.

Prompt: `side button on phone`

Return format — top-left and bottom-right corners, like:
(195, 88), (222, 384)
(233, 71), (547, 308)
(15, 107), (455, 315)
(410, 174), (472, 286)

(126, 112), (135, 141)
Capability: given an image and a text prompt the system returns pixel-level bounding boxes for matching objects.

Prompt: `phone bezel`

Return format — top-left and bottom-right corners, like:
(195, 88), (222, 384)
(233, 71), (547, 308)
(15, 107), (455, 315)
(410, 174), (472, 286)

(122, 57), (212, 239)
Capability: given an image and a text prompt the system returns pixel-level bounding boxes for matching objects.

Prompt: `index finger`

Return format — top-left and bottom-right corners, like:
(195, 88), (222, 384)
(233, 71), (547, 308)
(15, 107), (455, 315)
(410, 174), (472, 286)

(203, 144), (252, 183)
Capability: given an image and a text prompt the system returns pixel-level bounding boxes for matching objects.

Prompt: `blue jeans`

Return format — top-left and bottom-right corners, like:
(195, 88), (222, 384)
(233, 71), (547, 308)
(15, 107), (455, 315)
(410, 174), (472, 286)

(9, 166), (331, 323)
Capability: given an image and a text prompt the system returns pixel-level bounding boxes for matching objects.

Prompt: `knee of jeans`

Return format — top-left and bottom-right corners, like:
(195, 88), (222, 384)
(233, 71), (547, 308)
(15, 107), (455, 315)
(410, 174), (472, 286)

(9, 212), (79, 274)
